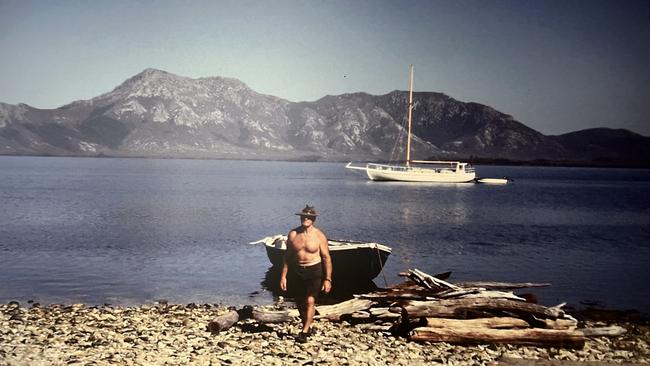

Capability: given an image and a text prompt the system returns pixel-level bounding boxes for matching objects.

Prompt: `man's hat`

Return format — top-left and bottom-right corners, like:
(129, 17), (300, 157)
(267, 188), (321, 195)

(295, 205), (318, 217)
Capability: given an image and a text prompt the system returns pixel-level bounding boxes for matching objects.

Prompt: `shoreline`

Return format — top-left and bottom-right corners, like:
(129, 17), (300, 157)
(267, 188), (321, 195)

(2, 153), (649, 169)
(2, 302), (648, 365)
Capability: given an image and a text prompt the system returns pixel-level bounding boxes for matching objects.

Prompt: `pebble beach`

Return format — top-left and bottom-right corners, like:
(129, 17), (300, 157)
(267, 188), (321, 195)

(1, 302), (649, 365)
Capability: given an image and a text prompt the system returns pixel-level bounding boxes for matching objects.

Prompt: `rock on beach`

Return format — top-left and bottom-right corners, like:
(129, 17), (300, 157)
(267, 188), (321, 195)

(1, 302), (649, 365)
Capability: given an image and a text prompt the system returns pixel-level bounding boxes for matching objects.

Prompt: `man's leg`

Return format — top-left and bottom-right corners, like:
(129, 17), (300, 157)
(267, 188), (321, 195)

(302, 295), (316, 333)
(297, 297), (306, 328)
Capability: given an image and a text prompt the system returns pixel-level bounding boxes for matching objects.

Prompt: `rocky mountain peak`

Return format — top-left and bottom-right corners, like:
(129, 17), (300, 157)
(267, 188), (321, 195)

(108, 68), (191, 98)
(0, 69), (647, 165)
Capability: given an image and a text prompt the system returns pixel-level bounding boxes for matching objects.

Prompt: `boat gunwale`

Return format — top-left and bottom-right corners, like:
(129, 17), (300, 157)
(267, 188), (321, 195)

(252, 235), (393, 253)
(366, 164), (476, 174)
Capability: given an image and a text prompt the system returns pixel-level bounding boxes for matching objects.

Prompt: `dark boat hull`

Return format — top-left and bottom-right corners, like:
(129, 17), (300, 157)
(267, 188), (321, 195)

(265, 245), (391, 283)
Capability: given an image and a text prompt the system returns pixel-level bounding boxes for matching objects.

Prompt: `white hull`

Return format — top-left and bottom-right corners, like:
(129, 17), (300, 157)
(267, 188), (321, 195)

(347, 162), (476, 183)
(476, 178), (509, 185)
(366, 165), (475, 183)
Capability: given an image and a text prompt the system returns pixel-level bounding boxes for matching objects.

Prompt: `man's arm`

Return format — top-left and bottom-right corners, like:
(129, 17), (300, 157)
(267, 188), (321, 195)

(280, 232), (295, 291)
(319, 233), (332, 293)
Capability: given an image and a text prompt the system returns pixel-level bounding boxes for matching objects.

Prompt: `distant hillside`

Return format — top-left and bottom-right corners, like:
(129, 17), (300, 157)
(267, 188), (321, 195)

(548, 128), (650, 165)
(1, 68), (648, 165)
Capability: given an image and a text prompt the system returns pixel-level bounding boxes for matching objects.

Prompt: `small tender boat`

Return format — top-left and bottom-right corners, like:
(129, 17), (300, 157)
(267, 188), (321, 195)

(476, 177), (510, 185)
(251, 235), (392, 282)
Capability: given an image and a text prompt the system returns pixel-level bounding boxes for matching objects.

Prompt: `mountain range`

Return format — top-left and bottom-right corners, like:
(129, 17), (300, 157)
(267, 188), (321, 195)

(1, 68), (648, 165)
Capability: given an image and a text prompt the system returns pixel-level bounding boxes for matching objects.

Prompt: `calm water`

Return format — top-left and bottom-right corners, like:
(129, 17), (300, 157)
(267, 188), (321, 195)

(1, 156), (649, 313)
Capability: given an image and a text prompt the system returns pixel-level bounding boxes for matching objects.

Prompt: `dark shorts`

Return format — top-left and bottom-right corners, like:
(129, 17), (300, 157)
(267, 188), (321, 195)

(288, 262), (323, 298)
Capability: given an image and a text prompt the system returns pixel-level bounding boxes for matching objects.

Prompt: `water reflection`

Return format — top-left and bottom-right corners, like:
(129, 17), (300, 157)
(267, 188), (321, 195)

(260, 266), (378, 305)
(386, 183), (474, 225)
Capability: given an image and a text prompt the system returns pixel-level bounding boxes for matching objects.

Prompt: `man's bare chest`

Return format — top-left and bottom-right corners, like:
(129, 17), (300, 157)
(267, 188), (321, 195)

(292, 235), (320, 253)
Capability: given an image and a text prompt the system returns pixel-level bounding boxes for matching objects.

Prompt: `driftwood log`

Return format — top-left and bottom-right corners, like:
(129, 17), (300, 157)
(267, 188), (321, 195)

(368, 307), (402, 319)
(207, 310), (239, 334)
(434, 288), (482, 299)
(425, 317), (530, 329)
(410, 327), (586, 348)
(203, 267), (619, 348)
(453, 281), (551, 290)
(452, 290), (526, 301)
(579, 326), (627, 337)
(400, 298), (559, 319)
(359, 292), (430, 301)
(540, 318), (578, 330)
(350, 311), (372, 320)
(252, 308), (298, 323)
(400, 269), (461, 292)
(315, 298), (375, 320)
(357, 323), (394, 332)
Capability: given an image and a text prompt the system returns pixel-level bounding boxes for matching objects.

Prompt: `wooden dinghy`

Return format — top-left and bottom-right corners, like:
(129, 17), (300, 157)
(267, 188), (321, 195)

(476, 177), (510, 185)
(251, 235), (392, 282)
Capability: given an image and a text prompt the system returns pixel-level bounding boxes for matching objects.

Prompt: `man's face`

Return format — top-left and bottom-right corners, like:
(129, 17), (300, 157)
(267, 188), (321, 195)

(300, 215), (315, 227)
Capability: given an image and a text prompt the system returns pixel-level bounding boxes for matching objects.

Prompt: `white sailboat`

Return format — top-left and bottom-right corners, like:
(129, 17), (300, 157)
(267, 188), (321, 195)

(346, 65), (476, 183)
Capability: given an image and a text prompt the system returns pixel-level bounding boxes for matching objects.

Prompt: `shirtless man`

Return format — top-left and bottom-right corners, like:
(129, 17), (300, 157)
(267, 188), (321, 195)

(280, 205), (332, 343)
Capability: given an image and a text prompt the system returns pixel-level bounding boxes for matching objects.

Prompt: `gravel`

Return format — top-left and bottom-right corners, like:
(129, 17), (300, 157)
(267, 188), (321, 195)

(1, 302), (648, 365)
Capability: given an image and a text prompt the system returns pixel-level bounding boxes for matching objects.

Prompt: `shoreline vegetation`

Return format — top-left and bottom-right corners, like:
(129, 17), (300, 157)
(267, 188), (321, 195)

(1, 152), (649, 169)
(465, 157), (650, 169)
(2, 269), (649, 365)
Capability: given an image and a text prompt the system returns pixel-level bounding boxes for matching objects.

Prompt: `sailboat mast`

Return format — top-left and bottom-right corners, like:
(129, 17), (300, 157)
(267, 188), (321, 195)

(406, 65), (414, 167)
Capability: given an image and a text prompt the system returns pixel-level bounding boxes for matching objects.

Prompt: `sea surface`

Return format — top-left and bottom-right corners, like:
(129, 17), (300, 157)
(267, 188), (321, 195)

(1, 156), (649, 313)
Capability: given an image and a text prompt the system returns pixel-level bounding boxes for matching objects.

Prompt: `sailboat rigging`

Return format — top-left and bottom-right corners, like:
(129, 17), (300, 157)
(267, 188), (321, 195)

(346, 65), (476, 183)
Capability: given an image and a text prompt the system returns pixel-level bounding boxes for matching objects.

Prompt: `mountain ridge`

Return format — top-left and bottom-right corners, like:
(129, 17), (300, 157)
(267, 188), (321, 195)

(1, 68), (648, 165)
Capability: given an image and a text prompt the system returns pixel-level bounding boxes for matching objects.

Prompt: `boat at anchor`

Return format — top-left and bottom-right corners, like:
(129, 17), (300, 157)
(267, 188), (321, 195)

(345, 65), (476, 183)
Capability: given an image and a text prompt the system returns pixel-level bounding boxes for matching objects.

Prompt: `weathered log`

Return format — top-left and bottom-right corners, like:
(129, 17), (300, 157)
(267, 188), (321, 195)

(546, 302), (567, 318)
(410, 326), (585, 348)
(456, 290), (526, 301)
(425, 317), (530, 329)
(369, 307), (391, 315)
(435, 288), (527, 301)
(207, 310), (239, 334)
(541, 318), (578, 330)
(357, 292), (431, 301)
(435, 288), (483, 299)
(414, 268), (461, 290)
(401, 298), (559, 319)
(356, 280), (439, 301)
(356, 323), (394, 332)
(252, 308), (297, 323)
(315, 298), (375, 319)
(402, 268), (461, 292)
(454, 281), (551, 290)
(350, 311), (372, 320)
(369, 307), (402, 319)
(579, 325), (627, 337)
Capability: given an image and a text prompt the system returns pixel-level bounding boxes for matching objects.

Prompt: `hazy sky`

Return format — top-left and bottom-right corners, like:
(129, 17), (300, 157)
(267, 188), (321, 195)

(1, 0), (649, 136)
